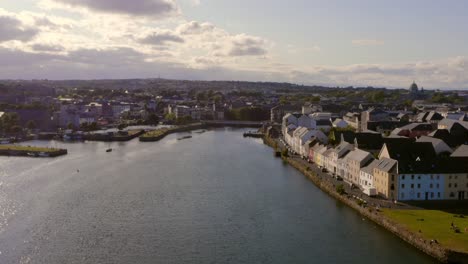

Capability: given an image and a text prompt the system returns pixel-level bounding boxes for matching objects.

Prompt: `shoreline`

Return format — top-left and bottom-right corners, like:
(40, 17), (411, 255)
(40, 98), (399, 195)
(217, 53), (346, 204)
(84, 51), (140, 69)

(262, 137), (467, 264)
(0, 146), (67, 158)
(139, 123), (206, 142)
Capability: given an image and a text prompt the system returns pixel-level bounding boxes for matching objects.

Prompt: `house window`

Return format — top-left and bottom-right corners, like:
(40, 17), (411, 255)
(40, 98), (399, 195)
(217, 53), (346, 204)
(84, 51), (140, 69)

(430, 184), (433, 188)
(417, 193), (420, 198)
(436, 184), (439, 188)
(431, 193), (434, 198)
(449, 183), (452, 188)
(402, 175), (405, 180)
(437, 192), (441, 198)
(430, 175), (433, 180)
(401, 184), (405, 189)
(455, 175), (458, 179)
(449, 175), (452, 179)
(450, 192), (455, 198)
(437, 175), (440, 180)
(390, 184), (395, 190)
(417, 184), (421, 188)
(418, 176), (421, 180)
(411, 184), (414, 189)
(455, 183), (458, 188)
(411, 175), (414, 180)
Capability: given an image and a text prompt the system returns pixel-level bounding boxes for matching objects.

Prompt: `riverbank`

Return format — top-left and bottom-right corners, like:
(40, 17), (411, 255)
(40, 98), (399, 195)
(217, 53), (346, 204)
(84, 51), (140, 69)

(0, 145), (67, 157)
(139, 123), (205, 142)
(84, 129), (145, 142)
(263, 137), (467, 264)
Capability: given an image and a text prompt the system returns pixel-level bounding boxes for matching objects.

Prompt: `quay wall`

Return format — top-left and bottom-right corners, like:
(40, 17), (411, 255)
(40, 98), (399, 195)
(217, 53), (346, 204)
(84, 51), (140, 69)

(263, 137), (467, 264)
(0, 148), (67, 157)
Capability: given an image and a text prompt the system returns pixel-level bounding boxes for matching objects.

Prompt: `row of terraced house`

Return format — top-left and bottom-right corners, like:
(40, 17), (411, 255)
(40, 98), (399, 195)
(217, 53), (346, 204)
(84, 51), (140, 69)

(282, 113), (468, 202)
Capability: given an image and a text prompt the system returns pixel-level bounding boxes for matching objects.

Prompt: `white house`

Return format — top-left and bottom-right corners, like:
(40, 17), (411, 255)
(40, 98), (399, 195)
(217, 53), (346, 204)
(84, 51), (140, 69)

(329, 140), (354, 175)
(344, 149), (373, 186)
(359, 159), (380, 189)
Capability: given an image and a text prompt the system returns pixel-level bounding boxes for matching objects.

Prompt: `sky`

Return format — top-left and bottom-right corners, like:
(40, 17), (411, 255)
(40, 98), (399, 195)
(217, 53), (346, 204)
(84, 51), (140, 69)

(1, 0), (468, 89)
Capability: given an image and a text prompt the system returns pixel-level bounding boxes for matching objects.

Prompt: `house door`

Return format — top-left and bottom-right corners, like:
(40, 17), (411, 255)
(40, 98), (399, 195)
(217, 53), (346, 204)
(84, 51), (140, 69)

(458, 191), (465, 200)
(425, 192), (429, 200)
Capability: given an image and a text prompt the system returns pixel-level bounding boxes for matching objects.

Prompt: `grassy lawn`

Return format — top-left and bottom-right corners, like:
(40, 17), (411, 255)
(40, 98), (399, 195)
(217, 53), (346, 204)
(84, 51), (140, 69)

(140, 128), (171, 138)
(383, 209), (468, 253)
(0, 145), (60, 152)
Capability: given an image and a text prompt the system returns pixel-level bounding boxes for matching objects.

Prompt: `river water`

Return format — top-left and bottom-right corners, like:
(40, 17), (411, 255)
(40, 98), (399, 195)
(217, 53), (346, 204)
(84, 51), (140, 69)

(0, 128), (436, 264)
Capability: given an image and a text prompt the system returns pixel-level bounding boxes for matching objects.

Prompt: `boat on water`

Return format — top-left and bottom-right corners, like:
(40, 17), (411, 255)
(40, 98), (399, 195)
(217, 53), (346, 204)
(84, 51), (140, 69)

(27, 152), (38, 157)
(106, 148), (112, 153)
(177, 135), (192, 140)
(38, 152), (50, 157)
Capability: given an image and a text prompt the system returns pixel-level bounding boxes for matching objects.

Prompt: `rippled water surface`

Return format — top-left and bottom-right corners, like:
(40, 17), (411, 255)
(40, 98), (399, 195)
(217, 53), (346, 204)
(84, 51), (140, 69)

(0, 128), (436, 263)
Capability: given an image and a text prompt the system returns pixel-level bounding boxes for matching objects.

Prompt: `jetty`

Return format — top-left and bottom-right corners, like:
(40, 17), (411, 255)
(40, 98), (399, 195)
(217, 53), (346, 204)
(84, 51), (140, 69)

(202, 120), (264, 128)
(0, 145), (67, 158)
(139, 123), (205, 142)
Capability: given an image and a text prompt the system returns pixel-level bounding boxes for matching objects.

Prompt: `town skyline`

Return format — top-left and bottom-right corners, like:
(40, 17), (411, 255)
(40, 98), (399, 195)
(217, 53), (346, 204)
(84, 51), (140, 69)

(1, 0), (468, 89)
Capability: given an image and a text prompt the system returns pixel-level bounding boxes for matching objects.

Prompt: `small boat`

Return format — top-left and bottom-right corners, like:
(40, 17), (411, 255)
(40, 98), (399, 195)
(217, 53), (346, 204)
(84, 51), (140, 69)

(27, 152), (38, 157)
(177, 135), (192, 140)
(106, 148), (113, 153)
(38, 152), (50, 157)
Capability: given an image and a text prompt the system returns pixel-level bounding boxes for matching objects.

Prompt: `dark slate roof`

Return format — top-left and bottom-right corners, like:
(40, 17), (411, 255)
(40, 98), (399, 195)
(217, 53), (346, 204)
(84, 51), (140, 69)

(366, 121), (409, 131)
(430, 128), (468, 147)
(397, 123), (434, 131)
(316, 120), (332, 126)
(385, 141), (437, 174)
(336, 132), (384, 150)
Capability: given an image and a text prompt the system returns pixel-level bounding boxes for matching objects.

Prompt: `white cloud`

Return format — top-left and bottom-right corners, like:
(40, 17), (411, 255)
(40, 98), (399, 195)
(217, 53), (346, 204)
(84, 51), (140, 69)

(352, 39), (384, 46)
(190, 0), (201, 6)
(139, 30), (185, 45)
(214, 34), (269, 57)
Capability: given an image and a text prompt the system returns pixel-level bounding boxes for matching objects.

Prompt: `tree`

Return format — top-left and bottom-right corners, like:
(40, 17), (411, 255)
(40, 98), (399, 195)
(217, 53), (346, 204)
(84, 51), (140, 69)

(26, 120), (37, 130)
(147, 113), (159, 125)
(67, 122), (75, 130)
(165, 113), (176, 121)
(10, 125), (22, 134)
(328, 130), (337, 145)
(118, 123), (127, 130)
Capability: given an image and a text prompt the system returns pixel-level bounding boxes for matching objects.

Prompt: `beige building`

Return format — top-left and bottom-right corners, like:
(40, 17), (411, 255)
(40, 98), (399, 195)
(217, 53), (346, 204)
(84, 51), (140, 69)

(373, 158), (398, 200)
(444, 173), (468, 200)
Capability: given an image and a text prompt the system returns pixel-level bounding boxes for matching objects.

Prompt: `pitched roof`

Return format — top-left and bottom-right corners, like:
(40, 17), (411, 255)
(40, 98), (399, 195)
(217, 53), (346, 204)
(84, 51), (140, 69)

(346, 149), (373, 163)
(384, 141), (437, 173)
(375, 158), (397, 173)
(451, 145), (468, 157)
(361, 159), (380, 174)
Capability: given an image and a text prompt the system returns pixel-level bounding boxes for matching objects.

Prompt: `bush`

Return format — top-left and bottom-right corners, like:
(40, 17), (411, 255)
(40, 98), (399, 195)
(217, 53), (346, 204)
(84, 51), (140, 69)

(336, 184), (345, 195)
(281, 149), (289, 158)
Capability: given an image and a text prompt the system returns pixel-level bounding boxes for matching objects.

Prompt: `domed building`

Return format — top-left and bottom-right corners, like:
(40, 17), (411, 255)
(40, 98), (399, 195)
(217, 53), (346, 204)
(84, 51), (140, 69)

(409, 81), (419, 94)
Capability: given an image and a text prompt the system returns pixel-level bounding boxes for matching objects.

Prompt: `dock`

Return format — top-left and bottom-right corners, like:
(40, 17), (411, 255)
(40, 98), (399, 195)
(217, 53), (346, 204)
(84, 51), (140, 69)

(0, 145), (68, 157)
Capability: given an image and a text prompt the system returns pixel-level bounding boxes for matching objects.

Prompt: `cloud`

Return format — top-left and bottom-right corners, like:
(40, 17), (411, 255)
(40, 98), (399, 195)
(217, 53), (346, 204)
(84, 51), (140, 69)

(217, 34), (268, 57)
(31, 43), (65, 52)
(177, 21), (214, 35)
(189, 0), (201, 6)
(352, 39), (384, 46)
(0, 15), (39, 42)
(51, 0), (178, 18)
(139, 30), (184, 45)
